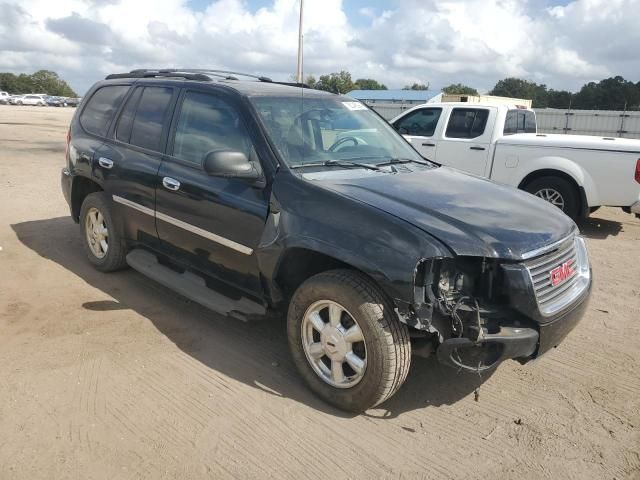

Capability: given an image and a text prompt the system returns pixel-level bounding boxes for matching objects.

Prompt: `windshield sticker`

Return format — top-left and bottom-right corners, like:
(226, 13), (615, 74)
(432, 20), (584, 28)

(342, 101), (368, 111)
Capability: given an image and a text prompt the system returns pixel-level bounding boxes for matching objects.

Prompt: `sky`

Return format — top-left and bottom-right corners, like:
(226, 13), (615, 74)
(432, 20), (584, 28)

(1, 0), (638, 96)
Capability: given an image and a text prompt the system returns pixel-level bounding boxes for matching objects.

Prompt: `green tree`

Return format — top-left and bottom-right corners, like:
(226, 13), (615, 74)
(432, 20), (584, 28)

(403, 83), (429, 90)
(0, 70), (77, 96)
(572, 76), (640, 110)
(546, 89), (573, 109)
(304, 75), (317, 88)
(354, 78), (387, 90)
(489, 77), (548, 108)
(442, 83), (478, 95)
(313, 71), (355, 94)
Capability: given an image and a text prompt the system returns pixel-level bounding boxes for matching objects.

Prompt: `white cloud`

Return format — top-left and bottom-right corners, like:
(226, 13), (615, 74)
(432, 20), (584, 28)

(0, 0), (638, 95)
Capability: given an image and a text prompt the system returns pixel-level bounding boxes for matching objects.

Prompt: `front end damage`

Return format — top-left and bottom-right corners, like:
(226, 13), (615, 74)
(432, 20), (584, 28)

(398, 236), (591, 372)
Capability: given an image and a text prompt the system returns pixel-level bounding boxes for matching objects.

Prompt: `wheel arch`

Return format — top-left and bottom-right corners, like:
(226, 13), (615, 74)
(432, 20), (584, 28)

(517, 167), (591, 217)
(71, 175), (103, 222)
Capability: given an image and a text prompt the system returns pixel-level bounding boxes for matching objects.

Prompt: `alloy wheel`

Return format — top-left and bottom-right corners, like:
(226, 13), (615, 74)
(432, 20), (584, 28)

(535, 188), (565, 211)
(301, 300), (367, 388)
(84, 207), (109, 259)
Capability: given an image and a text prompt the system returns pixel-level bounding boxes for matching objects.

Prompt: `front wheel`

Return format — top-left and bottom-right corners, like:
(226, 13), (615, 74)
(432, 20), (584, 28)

(524, 176), (579, 220)
(287, 270), (411, 412)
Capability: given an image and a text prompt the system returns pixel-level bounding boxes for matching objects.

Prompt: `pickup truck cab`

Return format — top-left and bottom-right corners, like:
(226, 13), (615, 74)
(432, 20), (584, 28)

(391, 103), (640, 220)
(61, 70), (591, 411)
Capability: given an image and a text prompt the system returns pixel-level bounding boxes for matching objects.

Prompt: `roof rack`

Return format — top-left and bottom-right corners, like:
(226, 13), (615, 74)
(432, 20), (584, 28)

(177, 69), (273, 83)
(105, 70), (212, 81)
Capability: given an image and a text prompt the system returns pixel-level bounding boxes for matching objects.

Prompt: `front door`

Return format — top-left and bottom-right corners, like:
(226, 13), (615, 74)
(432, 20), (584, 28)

(392, 107), (442, 161)
(155, 88), (270, 295)
(435, 107), (494, 176)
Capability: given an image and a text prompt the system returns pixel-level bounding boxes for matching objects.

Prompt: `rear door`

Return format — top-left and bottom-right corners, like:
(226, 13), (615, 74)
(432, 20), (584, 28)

(392, 107), (443, 160)
(93, 84), (178, 245)
(435, 107), (494, 176)
(155, 87), (270, 295)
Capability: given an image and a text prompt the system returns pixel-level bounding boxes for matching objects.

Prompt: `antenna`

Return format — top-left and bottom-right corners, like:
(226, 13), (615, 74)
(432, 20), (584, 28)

(296, 0), (304, 83)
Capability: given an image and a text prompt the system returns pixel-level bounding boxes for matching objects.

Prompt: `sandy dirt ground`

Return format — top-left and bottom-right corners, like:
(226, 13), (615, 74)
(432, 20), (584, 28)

(0, 105), (639, 480)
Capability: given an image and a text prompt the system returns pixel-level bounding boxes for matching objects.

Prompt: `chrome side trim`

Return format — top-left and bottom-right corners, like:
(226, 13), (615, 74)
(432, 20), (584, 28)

(112, 195), (155, 217)
(155, 211), (253, 255)
(112, 194), (253, 256)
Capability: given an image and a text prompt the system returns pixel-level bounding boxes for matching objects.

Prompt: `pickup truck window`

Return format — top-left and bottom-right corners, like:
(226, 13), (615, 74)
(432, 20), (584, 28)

(393, 108), (442, 136)
(504, 110), (536, 135)
(129, 87), (174, 152)
(445, 108), (489, 139)
(80, 85), (129, 137)
(172, 91), (252, 164)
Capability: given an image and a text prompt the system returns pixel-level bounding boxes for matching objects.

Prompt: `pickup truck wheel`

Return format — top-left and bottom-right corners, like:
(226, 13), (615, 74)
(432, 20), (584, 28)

(287, 269), (411, 412)
(525, 176), (579, 219)
(79, 192), (128, 272)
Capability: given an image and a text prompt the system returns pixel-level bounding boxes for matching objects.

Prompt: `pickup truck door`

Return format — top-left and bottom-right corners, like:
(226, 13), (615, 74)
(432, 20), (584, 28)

(435, 107), (495, 176)
(392, 107), (443, 161)
(154, 87), (269, 296)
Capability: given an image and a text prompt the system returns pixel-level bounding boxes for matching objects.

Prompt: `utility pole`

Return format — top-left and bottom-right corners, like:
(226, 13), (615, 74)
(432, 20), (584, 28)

(296, 0), (304, 83)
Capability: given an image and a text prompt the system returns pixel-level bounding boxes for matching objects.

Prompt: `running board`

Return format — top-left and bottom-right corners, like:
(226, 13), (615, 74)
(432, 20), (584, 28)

(126, 249), (266, 321)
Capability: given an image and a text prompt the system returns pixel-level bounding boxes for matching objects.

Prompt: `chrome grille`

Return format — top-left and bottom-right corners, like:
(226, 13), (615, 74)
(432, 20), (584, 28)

(522, 236), (589, 316)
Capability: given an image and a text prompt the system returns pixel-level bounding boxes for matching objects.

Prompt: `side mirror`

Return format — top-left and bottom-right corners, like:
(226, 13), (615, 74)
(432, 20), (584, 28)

(202, 150), (260, 180)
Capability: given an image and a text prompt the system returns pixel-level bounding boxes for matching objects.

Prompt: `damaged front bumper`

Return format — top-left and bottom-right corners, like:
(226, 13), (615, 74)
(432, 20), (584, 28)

(435, 276), (591, 371)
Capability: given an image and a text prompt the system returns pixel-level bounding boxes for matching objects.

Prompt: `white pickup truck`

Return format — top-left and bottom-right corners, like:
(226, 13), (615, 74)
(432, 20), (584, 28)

(390, 103), (640, 220)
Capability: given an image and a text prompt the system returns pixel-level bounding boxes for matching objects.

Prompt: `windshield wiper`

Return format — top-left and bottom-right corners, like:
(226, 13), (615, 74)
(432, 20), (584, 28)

(375, 157), (432, 167)
(290, 159), (380, 171)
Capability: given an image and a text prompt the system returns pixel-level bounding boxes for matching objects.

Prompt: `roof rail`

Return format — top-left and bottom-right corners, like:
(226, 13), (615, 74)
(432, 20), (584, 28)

(177, 69), (273, 82)
(105, 70), (211, 81)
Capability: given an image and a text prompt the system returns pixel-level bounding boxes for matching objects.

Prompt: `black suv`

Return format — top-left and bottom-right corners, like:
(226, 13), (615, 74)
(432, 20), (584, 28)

(61, 69), (592, 411)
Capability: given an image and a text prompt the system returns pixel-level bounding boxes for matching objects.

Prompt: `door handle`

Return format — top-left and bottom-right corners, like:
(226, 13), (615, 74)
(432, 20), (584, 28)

(422, 142), (436, 147)
(470, 146), (486, 151)
(162, 177), (181, 191)
(98, 157), (114, 169)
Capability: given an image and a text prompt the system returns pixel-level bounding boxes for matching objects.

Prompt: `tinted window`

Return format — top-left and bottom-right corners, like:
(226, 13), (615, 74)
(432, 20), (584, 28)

(445, 108), (489, 139)
(504, 110), (537, 135)
(115, 87), (143, 143)
(129, 87), (174, 152)
(172, 91), (252, 164)
(80, 85), (129, 137)
(393, 108), (442, 136)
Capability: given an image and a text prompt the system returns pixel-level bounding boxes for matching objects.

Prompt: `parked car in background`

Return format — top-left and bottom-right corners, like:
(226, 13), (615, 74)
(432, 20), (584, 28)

(390, 103), (640, 220)
(65, 97), (81, 107)
(45, 96), (67, 107)
(9, 95), (24, 105)
(61, 69), (592, 411)
(16, 94), (47, 106)
(0, 91), (9, 104)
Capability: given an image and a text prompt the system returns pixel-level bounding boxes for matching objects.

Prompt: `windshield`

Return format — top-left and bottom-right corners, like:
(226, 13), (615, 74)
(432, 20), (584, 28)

(250, 95), (427, 168)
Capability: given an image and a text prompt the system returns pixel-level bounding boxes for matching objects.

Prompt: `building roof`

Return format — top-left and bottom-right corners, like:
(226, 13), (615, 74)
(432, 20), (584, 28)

(347, 89), (441, 102)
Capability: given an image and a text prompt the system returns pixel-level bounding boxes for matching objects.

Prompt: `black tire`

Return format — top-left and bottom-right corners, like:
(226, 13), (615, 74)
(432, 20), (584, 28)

(524, 176), (580, 220)
(79, 192), (128, 272)
(287, 269), (411, 412)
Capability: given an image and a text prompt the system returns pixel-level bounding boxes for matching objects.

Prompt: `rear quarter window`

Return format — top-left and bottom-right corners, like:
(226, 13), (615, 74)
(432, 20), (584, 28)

(79, 85), (130, 137)
(504, 110), (537, 135)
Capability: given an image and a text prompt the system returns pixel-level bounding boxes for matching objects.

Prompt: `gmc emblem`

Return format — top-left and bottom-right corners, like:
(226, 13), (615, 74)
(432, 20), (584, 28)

(550, 259), (575, 287)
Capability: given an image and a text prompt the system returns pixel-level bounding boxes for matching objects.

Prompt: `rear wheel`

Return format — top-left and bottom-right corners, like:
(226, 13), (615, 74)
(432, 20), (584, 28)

(79, 192), (128, 272)
(524, 176), (579, 220)
(287, 269), (411, 412)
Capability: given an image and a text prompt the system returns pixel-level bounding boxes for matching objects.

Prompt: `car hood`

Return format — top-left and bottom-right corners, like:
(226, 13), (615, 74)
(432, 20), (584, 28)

(310, 167), (576, 259)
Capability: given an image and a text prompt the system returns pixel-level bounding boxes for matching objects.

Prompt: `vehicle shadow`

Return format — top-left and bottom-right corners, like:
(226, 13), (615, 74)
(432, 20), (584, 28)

(577, 215), (623, 239)
(12, 216), (489, 418)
